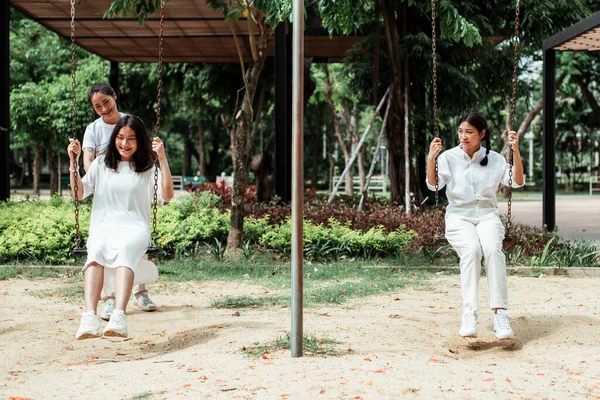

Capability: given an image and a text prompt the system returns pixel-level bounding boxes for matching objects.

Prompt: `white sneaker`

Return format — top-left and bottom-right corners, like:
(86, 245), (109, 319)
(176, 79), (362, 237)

(103, 309), (128, 338)
(135, 292), (157, 311)
(99, 298), (115, 321)
(76, 311), (101, 340)
(459, 311), (478, 338)
(492, 309), (515, 339)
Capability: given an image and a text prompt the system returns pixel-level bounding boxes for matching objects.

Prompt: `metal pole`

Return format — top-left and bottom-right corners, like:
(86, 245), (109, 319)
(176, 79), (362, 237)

(290, 0), (304, 358)
(0, 0), (10, 201)
(542, 49), (556, 232)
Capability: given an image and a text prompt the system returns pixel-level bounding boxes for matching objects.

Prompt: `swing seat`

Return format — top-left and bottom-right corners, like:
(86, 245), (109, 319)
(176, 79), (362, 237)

(71, 247), (88, 257)
(435, 235), (448, 244)
(146, 246), (162, 255)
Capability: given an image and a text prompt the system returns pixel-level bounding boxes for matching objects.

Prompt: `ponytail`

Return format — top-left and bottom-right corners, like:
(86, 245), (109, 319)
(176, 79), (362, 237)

(480, 134), (491, 166)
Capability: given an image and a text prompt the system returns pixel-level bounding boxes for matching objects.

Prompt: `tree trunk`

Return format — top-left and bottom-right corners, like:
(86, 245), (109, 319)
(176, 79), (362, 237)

(325, 66), (353, 194)
(222, 114), (236, 167)
(403, 57), (411, 214)
(33, 142), (41, 196)
(47, 144), (57, 195)
(250, 133), (275, 202)
(226, 28), (269, 253)
(182, 131), (190, 177)
(198, 118), (206, 177)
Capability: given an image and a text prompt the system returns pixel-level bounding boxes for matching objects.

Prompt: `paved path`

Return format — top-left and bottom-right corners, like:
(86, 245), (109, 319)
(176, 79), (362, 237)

(498, 194), (600, 241)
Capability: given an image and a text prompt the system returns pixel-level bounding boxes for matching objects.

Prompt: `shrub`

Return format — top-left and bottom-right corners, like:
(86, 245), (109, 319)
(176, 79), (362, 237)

(259, 218), (416, 260)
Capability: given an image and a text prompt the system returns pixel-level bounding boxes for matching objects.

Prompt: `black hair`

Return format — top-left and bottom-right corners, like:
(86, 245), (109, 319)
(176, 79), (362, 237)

(458, 112), (491, 166)
(104, 115), (155, 173)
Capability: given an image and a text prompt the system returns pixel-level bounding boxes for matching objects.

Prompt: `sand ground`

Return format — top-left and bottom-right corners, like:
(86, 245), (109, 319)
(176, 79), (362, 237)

(0, 274), (599, 399)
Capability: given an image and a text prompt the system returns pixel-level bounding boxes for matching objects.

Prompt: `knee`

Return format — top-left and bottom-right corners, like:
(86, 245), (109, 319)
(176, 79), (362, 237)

(459, 244), (482, 262)
(481, 244), (504, 260)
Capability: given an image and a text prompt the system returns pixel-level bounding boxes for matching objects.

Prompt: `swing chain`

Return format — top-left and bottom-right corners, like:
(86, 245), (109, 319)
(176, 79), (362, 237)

(70, 0), (81, 250)
(431, 0), (440, 208)
(506, 0), (520, 236)
(151, 0), (166, 247)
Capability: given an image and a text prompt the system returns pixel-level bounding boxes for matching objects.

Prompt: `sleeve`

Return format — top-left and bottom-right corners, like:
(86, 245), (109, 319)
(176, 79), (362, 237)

(426, 152), (451, 191)
(82, 123), (96, 151)
(81, 157), (99, 199)
(501, 161), (525, 188)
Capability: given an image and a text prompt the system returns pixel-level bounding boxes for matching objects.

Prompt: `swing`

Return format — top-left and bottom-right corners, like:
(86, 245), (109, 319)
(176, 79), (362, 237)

(430, 0), (520, 243)
(70, 0), (167, 256)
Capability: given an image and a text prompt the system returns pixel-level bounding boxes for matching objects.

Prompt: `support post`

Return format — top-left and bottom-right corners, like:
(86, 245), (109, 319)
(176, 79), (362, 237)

(290, 0), (304, 358)
(542, 49), (556, 232)
(109, 61), (119, 94)
(1, 1), (10, 201)
(275, 22), (292, 203)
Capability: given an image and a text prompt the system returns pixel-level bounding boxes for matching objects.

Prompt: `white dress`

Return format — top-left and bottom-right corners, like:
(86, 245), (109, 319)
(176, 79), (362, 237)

(81, 155), (162, 285)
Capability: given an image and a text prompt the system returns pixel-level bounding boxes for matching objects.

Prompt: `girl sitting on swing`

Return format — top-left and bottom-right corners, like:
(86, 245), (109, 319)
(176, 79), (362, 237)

(68, 115), (174, 339)
(426, 112), (524, 339)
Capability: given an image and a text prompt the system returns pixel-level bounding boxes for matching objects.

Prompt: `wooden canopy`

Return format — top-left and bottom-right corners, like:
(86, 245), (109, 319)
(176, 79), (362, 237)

(543, 10), (600, 52)
(9, 0), (364, 63)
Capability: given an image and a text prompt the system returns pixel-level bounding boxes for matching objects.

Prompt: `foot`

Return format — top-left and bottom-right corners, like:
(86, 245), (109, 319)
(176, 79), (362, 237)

(135, 292), (157, 312)
(99, 298), (115, 321)
(103, 309), (128, 338)
(492, 309), (515, 339)
(76, 311), (101, 340)
(459, 310), (478, 338)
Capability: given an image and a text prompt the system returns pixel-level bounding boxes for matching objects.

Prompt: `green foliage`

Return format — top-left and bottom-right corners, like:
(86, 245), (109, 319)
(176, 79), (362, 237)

(0, 200), (91, 264)
(316, 0), (375, 35)
(260, 218), (416, 260)
(104, 0), (167, 24)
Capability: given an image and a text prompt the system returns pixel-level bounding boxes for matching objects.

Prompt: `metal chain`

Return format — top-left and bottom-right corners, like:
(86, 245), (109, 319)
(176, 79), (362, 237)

(70, 0), (81, 250)
(506, 0), (521, 236)
(431, 0), (440, 209)
(151, 0), (166, 247)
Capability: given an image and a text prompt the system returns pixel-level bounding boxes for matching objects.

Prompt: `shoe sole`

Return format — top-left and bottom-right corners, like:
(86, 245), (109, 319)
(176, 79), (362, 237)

(76, 332), (101, 340)
(140, 306), (157, 312)
(103, 330), (127, 338)
(459, 333), (478, 338)
(99, 314), (111, 321)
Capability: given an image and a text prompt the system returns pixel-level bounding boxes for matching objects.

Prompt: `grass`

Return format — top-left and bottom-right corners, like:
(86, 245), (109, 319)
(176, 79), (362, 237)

(243, 332), (345, 357)
(130, 392), (154, 400)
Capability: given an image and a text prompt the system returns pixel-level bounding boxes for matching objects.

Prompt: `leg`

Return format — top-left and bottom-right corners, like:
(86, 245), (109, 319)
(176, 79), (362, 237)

(114, 266), (135, 312)
(84, 263), (104, 314)
(446, 215), (483, 312)
(133, 283), (145, 296)
(476, 212), (508, 311)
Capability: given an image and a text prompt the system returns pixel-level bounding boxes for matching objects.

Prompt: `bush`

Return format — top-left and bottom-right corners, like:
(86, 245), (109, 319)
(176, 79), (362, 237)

(260, 218), (416, 260)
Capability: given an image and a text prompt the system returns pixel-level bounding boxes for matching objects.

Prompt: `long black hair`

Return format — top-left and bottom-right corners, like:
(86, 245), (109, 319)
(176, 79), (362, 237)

(104, 115), (155, 172)
(458, 112), (491, 166)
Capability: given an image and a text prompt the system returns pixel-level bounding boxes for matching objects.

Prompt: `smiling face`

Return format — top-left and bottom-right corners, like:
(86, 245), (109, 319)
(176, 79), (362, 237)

(115, 126), (138, 161)
(90, 92), (119, 124)
(458, 121), (486, 154)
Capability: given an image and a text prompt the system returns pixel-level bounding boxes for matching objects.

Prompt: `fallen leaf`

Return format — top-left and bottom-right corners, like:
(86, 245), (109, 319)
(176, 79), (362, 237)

(68, 317), (74, 321)
(365, 381), (373, 386)
(373, 369), (386, 374)
(187, 368), (198, 372)
(363, 357), (372, 362)
(89, 356), (98, 361)
(348, 307), (356, 311)
(183, 384), (191, 388)
(262, 354), (270, 360)
(484, 378), (494, 382)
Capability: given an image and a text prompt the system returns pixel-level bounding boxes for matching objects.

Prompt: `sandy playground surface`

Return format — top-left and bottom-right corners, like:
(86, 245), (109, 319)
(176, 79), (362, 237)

(0, 273), (599, 399)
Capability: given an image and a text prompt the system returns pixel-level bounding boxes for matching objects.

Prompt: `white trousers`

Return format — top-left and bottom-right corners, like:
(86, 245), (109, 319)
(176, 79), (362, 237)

(445, 205), (508, 312)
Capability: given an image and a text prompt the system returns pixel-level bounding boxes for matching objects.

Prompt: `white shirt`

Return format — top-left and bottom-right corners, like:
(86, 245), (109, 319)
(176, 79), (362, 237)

(82, 155), (164, 231)
(82, 112), (126, 154)
(426, 146), (523, 209)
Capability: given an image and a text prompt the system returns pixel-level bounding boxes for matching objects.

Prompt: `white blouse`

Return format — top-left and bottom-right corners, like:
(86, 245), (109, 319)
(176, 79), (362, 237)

(426, 146), (523, 209)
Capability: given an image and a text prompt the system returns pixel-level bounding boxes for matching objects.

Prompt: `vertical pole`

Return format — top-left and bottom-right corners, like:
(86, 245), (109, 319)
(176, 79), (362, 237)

(275, 23), (292, 203)
(542, 49), (556, 232)
(290, 0), (304, 358)
(0, 0), (10, 201)
(109, 61), (119, 95)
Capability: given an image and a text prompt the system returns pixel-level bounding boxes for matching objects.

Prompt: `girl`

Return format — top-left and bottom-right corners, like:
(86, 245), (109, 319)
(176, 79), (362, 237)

(426, 112), (524, 339)
(68, 115), (175, 339)
(82, 83), (158, 319)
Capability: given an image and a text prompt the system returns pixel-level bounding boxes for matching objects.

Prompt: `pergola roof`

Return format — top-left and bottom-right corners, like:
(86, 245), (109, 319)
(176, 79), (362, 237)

(543, 10), (600, 51)
(9, 0), (364, 63)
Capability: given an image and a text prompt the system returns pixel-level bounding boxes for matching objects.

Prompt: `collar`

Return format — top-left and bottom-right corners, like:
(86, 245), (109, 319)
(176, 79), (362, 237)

(457, 145), (487, 163)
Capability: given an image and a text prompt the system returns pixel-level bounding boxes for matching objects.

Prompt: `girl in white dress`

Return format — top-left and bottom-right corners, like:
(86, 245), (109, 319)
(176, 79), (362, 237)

(426, 113), (524, 340)
(68, 115), (174, 339)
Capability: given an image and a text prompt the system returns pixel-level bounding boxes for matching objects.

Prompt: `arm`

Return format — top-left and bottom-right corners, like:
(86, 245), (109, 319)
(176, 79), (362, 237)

(67, 139), (84, 200)
(426, 137), (442, 187)
(83, 148), (96, 173)
(508, 130), (525, 186)
(152, 137), (175, 202)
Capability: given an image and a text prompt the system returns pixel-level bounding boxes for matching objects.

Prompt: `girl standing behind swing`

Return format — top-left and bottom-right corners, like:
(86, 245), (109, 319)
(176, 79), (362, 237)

(426, 112), (524, 339)
(68, 115), (174, 339)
